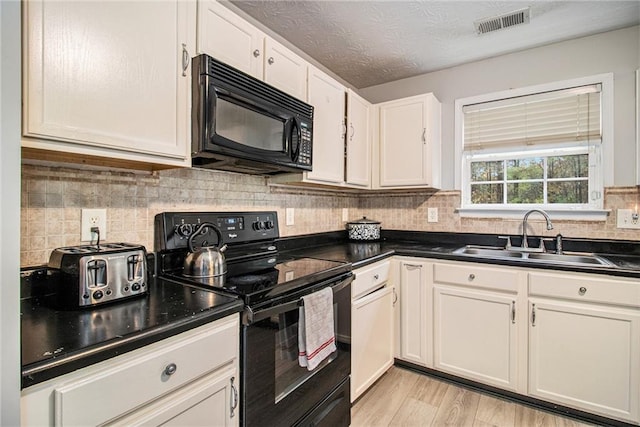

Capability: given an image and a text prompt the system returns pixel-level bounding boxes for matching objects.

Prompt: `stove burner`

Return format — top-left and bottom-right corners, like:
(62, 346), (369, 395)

(225, 269), (279, 293)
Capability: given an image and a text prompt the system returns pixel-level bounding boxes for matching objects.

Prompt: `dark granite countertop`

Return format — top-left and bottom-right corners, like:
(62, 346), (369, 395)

(21, 229), (640, 389)
(21, 270), (244, 389)
(278, 230), (640, 278)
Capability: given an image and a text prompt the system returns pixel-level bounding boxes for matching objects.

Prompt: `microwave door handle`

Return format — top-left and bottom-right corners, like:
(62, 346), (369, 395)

(206, 88), (218, 139)
(287, 117), (302, 161)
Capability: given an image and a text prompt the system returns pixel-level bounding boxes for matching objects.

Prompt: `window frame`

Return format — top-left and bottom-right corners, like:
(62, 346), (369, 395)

(454, 73), (613, 220)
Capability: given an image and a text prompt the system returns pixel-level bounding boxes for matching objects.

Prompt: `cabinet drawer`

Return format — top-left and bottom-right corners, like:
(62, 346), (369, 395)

(353, 260), (390, 299)
(529, 272), (640, 308)
(54, 315), (238, 426)
(434, 262), (519, 292)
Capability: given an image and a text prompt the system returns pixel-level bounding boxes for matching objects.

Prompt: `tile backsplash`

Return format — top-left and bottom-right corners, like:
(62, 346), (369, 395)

(21, 163), (640, 267)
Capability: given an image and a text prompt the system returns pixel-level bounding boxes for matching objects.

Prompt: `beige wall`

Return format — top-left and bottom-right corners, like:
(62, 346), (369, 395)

(21, 163), (640, 267)
(360, 26), (640, 189)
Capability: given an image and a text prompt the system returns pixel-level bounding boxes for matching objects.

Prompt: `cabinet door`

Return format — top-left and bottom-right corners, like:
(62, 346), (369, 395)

(434, 285), (518, 391)
(23, 0), (193, 163)
(197, 0), (263, 79)
(529, 299), (640, 423)
(106, 365), (239, 427)
(264, 38), (307, 101)
(351, 286), (394, 402)
(379, 96), (427, 187)
(345, 90), (371, 188)
(306, 67), (345, 184)
(398, 260), (431, 366)
(377, 93), (440, 188)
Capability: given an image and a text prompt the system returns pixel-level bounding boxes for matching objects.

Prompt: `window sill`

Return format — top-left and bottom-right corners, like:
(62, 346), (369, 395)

(456, 208), (610, 221)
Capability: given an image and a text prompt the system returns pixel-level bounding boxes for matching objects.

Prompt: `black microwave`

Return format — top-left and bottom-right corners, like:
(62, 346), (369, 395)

(191, 54), (313, 174)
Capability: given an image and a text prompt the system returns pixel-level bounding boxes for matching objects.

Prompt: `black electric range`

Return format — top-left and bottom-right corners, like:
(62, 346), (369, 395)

(154, 211), (353, 427)
(154, 211), (351, 305)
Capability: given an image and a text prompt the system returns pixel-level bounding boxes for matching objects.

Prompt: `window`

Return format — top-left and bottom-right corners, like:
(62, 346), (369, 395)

(456, 74), (613, 219)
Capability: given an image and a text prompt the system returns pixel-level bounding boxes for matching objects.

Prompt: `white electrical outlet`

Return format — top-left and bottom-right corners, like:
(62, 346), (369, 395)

(342, 208), (349, 222)
(81, 208), (107, 241)
(285, 208), (295, 226)
(427, 207), (438, 223)
(617, 209), (640, 229)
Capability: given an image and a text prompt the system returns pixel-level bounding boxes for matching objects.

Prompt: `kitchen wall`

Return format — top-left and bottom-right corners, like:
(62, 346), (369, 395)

(21, 163), (640, 267)
(20, 26), (640, 268)
(20, 164), (358, 266)
(360, 25), (640, 189)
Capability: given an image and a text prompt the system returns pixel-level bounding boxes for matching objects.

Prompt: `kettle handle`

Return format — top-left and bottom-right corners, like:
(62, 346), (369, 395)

(187, 222), (224, 252)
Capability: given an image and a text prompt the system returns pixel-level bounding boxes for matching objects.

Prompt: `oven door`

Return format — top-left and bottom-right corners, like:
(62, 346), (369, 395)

(241, 274), (352, 427)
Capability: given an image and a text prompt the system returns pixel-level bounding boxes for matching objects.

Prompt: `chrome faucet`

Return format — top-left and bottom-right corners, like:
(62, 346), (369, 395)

(521, 209), (553, 251)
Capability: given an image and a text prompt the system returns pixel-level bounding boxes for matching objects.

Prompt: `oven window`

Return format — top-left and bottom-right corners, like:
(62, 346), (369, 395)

(216, 98), (284, 152)
(273, 303), (338, 403)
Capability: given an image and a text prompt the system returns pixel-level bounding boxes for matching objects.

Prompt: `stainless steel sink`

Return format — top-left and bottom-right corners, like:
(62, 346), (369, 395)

(526, 252), (614, 267)
(455, 246), (523, 259)
(453, 245), (613, 267)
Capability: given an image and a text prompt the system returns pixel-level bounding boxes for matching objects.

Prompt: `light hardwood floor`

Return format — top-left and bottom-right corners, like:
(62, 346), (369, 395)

(351, 366), (594, 427)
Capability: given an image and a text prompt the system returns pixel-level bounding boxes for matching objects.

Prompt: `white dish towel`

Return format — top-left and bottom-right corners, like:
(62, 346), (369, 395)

(298, 287), (336, 371)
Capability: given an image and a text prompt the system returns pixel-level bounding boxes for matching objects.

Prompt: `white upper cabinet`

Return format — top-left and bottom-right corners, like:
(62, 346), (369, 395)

(345, 89), (372, 188)
(376, 93), (441, 189)
(197, 0), (307, 101)
(305, 66), (346, 184)
(22, 0), (194, 168)
(263, 38), (307, 101)
(197, 0), (264, 79)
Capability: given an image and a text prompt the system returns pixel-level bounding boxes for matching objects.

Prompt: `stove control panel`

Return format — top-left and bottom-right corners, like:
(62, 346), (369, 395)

(155, 211), (279, 251)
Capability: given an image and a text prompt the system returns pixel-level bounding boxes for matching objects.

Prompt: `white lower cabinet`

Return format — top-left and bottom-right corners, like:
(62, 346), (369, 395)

(351, 260), (393, 402)
(529, 272), (640, 423)
(21, 315), (240, 427)
(393, 257), (640, 424)
(432, 262), (521, 392)
(397, 258), (432, 367)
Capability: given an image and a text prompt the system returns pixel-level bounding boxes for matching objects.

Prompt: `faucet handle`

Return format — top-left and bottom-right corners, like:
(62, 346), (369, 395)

(555, 233), (564, 255)
(497, 235), (512, 249)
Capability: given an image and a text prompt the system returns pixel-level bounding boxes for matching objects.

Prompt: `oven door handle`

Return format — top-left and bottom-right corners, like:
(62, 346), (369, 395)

(243, 273), (354, 325)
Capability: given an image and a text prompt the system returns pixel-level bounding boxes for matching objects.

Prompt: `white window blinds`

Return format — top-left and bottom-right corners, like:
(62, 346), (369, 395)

(463, 84), (601, 150)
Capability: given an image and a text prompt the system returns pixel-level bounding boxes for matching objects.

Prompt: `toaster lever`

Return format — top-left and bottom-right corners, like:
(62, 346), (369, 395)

(127, 255), (140, 281)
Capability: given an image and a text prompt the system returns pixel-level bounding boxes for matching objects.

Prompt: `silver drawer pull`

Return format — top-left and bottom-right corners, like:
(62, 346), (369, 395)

(579, 286), (587, 295)
(468, 273), (476, 281)
(164, 363), (177, 376)
(230, 376), (238, 418)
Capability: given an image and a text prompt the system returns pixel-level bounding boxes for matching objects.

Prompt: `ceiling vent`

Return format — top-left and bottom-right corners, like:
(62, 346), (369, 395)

(474, 7), (531, 35)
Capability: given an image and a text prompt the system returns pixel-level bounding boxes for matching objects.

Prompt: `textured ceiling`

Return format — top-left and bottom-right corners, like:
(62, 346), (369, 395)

(230, 1), (640, 88)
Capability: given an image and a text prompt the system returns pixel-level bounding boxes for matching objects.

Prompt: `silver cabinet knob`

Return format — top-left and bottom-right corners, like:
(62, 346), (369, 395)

(373, 274), (379, 280)
(268, 57), (275, 65)
(579, 286), (587, 295)
(469, 273), (476, 281)
(164, 363), (177, 376)
(253, 49), (260, 58)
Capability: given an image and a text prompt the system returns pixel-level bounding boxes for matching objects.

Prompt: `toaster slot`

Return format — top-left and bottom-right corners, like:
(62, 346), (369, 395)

(127, 255), (143, 281)
(87, 259), (107, 288)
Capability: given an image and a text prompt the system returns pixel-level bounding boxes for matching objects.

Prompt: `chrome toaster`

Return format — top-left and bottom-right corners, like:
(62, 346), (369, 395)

(48, 243), (148, 308)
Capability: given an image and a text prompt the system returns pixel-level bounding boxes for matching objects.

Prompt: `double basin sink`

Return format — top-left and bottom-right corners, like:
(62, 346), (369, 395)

(453, 245), (614, 268)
